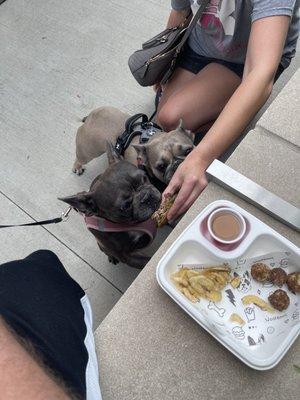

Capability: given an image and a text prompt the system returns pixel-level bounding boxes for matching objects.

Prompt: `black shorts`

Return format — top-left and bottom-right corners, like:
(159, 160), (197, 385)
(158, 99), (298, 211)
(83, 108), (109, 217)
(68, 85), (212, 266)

(177, 44), (285, 82)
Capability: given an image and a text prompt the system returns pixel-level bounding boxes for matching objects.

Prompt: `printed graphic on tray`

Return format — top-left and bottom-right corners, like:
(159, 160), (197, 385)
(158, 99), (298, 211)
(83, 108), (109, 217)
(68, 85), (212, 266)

(208, 301), (226, 317)
(170, 252), (299, 348)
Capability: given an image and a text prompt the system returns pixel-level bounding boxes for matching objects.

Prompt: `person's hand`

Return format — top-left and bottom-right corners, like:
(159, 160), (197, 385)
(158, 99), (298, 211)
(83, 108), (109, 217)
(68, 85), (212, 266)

(163, 151), (209, 222)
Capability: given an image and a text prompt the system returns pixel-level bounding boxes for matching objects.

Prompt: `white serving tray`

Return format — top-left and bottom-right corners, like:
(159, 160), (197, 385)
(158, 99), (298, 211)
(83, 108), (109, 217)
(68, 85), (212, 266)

(156, 200), (300, 370)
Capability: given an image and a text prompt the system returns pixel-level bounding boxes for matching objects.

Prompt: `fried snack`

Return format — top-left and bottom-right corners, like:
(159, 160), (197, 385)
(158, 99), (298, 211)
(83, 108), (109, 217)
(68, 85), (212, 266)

(190, 275), (215, 291)
(170, 265), (231, 303)
(172, 276), (189, 287)
(189, 280), (207, 297)
(287, 272), (300, 293)
(151, 194), (176, 227)
(269, 268), (287, 287)
(208, 272), (229, 287)
(242, 294), (274, 313)
(251, 262), (271, 282)
(230, 275), (241, 289)
(182, 287), (198, 303)
(229, 313), (245, 326)
(206, 290), (222, 302)
(186, 269), (201, 278)
(268, 289), (290, 311)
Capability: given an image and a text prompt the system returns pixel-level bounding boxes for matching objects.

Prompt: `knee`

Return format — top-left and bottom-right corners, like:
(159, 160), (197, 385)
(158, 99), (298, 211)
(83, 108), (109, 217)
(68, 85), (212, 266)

(157, 104), (181, 132)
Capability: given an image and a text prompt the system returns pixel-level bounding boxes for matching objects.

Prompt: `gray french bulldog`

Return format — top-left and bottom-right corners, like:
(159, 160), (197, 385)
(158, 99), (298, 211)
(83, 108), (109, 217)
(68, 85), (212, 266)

(73, 106), (195, 184)
(60, 142), (161, 269)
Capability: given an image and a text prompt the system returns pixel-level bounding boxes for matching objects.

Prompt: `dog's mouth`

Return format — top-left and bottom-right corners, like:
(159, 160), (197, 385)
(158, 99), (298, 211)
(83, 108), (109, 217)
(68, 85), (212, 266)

(133, 189), (161, 222)
(163, 159), (183, 183)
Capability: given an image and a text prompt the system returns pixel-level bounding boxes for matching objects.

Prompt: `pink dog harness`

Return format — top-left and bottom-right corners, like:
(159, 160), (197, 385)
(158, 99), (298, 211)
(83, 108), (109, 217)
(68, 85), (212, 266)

(84, 215), (157, 245)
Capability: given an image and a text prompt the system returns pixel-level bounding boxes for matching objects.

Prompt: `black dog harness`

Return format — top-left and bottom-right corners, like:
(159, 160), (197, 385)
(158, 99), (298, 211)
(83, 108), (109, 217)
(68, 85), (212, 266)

(114, 113), (167, 192)
(114, 113), (162, 156)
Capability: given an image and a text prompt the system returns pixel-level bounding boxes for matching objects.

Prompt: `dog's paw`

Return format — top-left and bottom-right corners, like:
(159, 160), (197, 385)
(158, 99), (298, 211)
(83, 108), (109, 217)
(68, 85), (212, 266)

(72, 166), (85, 175)
(108, 255), (119, 265)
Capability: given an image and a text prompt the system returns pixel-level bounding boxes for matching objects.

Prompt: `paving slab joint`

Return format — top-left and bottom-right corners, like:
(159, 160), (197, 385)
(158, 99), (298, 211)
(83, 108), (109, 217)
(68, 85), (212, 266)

(254, 124), (300, 153)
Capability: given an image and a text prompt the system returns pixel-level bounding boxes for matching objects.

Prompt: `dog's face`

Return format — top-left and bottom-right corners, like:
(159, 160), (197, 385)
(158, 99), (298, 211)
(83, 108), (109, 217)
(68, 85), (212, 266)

(133, 120), (195, 184)
(59, 143), (161, 224)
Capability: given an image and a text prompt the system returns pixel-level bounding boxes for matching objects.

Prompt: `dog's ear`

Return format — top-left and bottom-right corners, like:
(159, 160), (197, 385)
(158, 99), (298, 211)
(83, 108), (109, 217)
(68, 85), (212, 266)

(176, 118), (195, 142)
(106, 141), (122, 165)
(131, 144), (148, 167)
(58, 192), (97, 216)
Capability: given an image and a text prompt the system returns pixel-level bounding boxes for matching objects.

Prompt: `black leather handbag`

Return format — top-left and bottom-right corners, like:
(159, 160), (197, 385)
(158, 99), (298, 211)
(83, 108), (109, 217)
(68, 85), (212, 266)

(128, 0), (209, 87)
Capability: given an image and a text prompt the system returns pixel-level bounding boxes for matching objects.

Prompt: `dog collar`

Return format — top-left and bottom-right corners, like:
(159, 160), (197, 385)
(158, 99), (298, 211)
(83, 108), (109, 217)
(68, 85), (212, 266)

(84, 215), (157, 244)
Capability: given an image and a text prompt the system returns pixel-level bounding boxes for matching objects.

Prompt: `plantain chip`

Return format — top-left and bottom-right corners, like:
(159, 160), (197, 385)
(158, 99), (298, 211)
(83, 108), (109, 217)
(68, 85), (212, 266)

(171, 264), (231, 304)
(230, 275), (241, 289)
(206, 290), (222, 302)
(229, 313), (245, 326)
(242, 295), (274, 313)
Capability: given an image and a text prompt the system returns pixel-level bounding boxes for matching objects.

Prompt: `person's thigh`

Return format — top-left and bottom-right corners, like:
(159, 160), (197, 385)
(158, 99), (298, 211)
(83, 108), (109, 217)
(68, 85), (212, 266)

(157, 62), (241, 132)
(158, 67), (196, 111)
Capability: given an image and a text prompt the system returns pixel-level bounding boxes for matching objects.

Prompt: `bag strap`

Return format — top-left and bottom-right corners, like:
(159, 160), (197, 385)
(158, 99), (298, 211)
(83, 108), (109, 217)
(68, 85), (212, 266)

(160, 0), (210, 85)
(177, 0), (210, 54)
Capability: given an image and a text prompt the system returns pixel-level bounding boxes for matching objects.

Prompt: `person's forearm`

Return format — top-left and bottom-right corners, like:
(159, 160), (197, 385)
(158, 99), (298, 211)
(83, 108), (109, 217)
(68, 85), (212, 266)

(193, 70), (274, 166)
(167, 8), (191, 28)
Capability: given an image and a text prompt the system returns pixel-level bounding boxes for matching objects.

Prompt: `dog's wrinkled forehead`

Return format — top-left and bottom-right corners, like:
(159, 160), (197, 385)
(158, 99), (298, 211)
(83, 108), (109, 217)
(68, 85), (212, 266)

(91, 161), (146, 193)
(148, 130), (194, 160)
(87, 160), (151, 217)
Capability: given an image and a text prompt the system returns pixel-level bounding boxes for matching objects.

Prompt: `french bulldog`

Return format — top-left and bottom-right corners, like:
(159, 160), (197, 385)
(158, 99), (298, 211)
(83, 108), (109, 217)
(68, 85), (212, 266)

(60, 142), (161, 269)
(73, 106), (195, 184)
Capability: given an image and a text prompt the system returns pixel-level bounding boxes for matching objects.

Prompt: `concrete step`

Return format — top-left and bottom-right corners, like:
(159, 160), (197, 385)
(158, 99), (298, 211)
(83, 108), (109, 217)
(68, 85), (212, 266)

(257, 68), (300, 147)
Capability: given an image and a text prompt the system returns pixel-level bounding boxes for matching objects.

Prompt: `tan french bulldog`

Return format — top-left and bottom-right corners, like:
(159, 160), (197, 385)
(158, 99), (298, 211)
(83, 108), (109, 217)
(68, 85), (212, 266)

(73, 106), (195, 184)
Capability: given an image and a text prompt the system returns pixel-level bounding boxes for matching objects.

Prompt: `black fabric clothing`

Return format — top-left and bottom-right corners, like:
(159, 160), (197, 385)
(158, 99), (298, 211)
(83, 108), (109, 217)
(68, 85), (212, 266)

(177, 43), (285, 81)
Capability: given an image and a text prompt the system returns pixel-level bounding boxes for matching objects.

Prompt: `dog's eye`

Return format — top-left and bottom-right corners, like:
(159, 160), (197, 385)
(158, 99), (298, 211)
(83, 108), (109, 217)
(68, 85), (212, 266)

(185, 147), (193, 156)
(157, 163), (167, 173)
(120, 199), (132, 211)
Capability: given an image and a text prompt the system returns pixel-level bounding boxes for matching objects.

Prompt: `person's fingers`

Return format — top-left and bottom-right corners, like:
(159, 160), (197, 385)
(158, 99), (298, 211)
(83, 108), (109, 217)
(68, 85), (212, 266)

(169, 176), (208, 221)
(175, 187), (202, 218)
(162, 174), (181, 198)
(167, 178), (195, 221)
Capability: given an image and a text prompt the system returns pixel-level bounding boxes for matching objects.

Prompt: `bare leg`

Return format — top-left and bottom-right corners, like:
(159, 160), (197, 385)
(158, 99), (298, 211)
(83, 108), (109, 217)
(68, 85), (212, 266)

(0, 318), (71, 400)
(157, 63), (241, 132)
(158, 67), (196, 111)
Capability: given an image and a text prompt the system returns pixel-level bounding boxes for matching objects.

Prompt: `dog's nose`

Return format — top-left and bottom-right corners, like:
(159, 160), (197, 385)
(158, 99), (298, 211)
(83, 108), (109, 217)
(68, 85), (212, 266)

(164, 159), (183, 183)
(140, 192), (151, 204)
(140, 190), (161, 206)
(172, 158), (183, 169)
